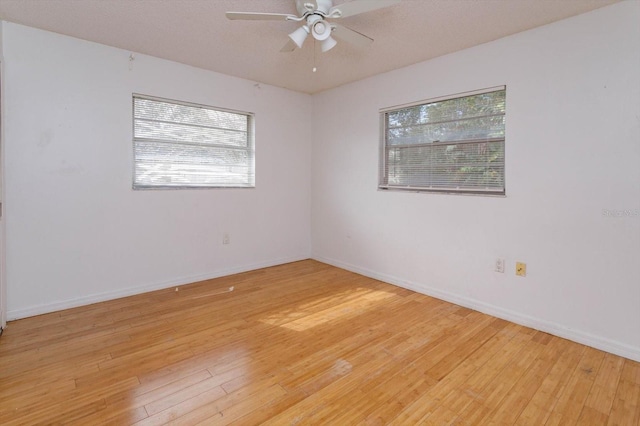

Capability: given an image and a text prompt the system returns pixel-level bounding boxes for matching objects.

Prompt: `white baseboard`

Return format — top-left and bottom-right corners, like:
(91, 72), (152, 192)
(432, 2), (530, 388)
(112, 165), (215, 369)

(313, 255), (640, 363)
(7, 255), (309, 321)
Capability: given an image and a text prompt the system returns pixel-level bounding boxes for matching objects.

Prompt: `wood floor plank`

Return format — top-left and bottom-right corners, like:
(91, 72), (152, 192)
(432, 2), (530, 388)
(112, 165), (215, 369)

(132, 386), (228, 426)
(485, 336), (566, 425)
(607, 375), (640, 425)
(0, 260), (637, 425)
(584, 352), (625, 416)
(514, 337), (584, 425)
(1, 376), (140, 425)
(545, 346), (607, 425)
(69, 405), (150, 426)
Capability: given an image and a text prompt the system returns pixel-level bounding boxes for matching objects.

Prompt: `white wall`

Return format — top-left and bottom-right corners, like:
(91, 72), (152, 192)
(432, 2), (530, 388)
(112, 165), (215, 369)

(2, 23), (312, 318)
(0, 20), (5, 328)
(311, 1), (640, 361)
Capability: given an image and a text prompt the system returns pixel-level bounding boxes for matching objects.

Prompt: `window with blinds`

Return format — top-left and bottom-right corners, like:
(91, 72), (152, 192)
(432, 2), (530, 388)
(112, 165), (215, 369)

(379, 87), (506, 195)
(133, 95), (254, 189)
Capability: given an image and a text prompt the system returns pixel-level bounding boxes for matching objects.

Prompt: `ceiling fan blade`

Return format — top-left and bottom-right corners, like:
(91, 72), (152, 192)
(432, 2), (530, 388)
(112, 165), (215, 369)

(226, 12), (296, 21)
(280, 39), (298, 52)
(331, 24), (373, 48)
(329, 0), (401, 19)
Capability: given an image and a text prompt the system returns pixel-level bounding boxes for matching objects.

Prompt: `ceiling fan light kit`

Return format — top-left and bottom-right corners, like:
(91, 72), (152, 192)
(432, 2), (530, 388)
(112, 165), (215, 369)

(321, 36), (338, 53)
(310, 17), (330, 41)
(226, 0), (401, 53)
(288, 25), (310, 48)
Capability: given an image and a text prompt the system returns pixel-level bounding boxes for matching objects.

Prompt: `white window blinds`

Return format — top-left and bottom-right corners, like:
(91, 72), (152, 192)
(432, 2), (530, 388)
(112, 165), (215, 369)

(380, 87), (506, 194)
(133, 95), (255, 189)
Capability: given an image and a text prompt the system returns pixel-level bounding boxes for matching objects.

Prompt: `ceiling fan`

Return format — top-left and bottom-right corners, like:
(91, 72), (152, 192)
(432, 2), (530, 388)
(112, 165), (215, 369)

(226, 0), (401, 53)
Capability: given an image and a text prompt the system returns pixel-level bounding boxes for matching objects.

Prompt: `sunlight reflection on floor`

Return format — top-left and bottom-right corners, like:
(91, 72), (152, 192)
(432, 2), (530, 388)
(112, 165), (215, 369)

(259, 287), (396, 331)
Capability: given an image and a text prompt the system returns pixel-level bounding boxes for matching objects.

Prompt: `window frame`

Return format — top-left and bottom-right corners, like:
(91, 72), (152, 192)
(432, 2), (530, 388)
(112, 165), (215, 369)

(132, 94), (255, 190)
(379, 86), (506, 196)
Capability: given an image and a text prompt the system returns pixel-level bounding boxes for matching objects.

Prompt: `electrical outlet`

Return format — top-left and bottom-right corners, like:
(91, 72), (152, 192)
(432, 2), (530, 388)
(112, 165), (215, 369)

(222, 233), (230, 245)
(516, 262), (526, 277)
(495, 258), (505, 273)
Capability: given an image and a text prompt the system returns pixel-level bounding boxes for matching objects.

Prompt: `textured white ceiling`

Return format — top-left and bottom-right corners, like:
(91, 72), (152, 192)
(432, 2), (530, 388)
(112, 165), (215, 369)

(0, 0), (618, 94)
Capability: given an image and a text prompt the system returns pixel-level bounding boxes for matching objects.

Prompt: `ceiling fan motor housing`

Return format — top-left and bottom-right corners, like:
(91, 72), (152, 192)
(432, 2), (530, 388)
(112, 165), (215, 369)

(296, 0), (333, 16)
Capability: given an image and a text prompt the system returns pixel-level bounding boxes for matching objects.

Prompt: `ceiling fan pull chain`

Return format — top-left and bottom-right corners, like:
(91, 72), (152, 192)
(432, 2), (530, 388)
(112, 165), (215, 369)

(313, 38), (317, 73)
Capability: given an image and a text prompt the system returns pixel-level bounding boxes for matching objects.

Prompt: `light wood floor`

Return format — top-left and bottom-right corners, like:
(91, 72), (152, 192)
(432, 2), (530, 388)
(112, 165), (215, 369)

(1, 260), (638, 425)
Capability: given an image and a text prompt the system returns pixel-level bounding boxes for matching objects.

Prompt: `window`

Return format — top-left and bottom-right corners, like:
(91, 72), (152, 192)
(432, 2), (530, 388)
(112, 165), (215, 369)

(379, 87), (505, 195)
(133, 95), (254, 189)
